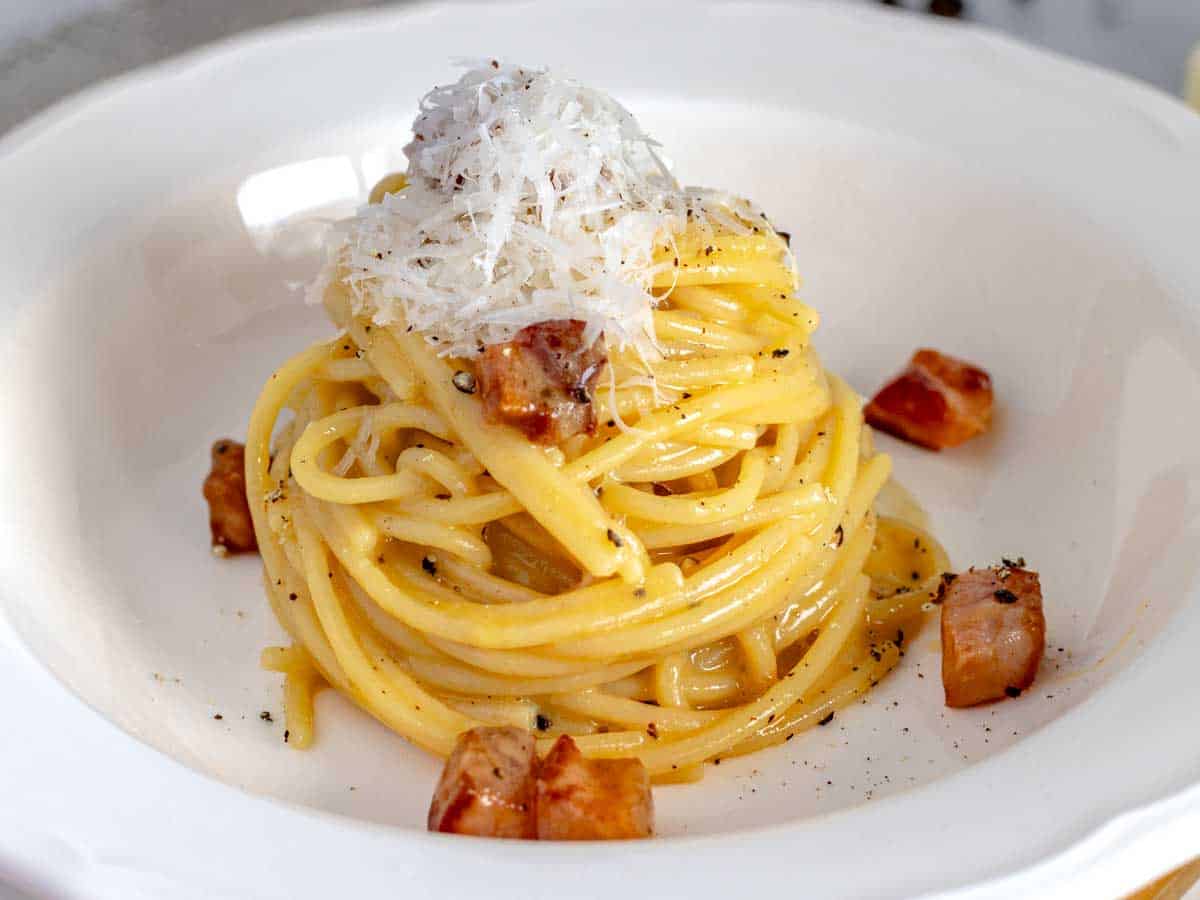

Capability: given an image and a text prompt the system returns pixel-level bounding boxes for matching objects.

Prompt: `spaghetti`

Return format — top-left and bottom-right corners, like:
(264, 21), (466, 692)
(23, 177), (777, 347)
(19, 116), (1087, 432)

(247, 63), (947, 780)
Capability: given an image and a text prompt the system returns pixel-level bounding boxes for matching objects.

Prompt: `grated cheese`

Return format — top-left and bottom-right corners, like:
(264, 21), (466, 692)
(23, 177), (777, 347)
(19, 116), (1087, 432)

(312, 60), (770, 358)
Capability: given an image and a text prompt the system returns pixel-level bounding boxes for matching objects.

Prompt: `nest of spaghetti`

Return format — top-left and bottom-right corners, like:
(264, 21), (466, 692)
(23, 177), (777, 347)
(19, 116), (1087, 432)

(248, 214), (947, 782)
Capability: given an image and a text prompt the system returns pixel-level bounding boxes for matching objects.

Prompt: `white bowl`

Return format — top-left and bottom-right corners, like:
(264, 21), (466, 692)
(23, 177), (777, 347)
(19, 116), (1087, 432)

(1, 2), (1198, 897)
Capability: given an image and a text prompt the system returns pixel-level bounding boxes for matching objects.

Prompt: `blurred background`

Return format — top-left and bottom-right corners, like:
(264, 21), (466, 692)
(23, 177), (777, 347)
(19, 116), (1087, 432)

(2, 0), (1199, 137)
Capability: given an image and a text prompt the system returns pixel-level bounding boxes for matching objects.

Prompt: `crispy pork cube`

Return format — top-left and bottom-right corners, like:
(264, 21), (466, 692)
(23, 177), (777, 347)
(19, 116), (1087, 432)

(940, 566), (1045, 708)
(865, 349), (993, 450)
(202, 440), (258, 555)
(535, 735), (653, 840)
(479, 320), (606, 445)
(428, 726), (537, 838)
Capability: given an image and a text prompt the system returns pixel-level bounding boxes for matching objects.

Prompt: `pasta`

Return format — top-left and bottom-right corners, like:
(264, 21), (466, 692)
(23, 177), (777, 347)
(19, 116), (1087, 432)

(245, 62), (948, 780)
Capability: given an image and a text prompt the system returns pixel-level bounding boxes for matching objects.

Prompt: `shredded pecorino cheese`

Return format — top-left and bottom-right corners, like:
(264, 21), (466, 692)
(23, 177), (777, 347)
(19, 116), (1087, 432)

(312, 60), (766, 358)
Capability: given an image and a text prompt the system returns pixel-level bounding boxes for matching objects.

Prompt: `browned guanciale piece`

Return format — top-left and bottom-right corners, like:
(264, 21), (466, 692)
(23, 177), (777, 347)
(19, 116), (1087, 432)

(203, 440), (258, 555)
(428, 726), (537, 838)
(940, 566), (1045, 708)
(536, 734), (654, 840)
(864, 349), (993, 450)
(478, 319), (606, 445)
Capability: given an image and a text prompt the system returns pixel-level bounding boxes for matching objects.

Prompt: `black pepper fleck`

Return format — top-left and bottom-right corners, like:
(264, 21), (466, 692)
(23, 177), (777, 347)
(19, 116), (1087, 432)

(933, 572), (958, 604)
